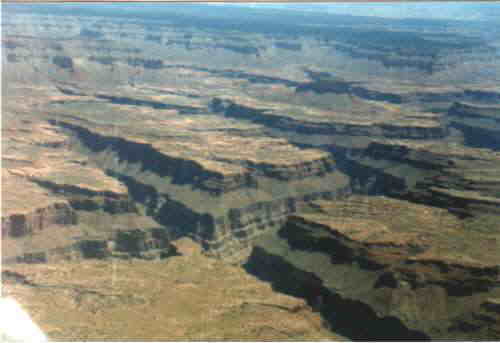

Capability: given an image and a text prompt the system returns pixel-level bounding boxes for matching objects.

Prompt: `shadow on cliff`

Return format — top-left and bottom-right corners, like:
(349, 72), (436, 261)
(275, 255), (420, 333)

(55, 120), (220, 190)
(243, 246), (430, 341)
(104, 170), (214, 242)
(280, 221), (384, 270)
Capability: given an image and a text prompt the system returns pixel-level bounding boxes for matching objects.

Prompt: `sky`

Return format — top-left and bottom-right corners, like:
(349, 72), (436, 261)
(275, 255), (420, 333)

(206, 2), (499, 21)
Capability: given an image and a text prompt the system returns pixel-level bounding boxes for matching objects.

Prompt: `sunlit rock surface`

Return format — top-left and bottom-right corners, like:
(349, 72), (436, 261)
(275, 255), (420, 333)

(2, 3), (500, 341)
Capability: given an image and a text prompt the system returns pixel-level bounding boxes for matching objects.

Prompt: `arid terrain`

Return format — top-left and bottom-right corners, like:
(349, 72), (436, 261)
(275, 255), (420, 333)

(2, 3), (500, 341)
(3, 238), (340, 341)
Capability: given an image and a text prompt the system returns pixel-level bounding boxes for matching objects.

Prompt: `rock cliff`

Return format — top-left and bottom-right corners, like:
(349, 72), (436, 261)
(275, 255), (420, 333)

(244, 196), (500, 340)
(3, 4), (500, 340)
(2, 202), (77, 238)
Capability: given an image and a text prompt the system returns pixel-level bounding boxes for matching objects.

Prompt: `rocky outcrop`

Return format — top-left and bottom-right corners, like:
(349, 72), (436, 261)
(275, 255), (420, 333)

(1, 202), (77, 238)
(448, 102), (500, 151)
(362, 141), (500, 217)
(68, 196), (137, 214)
(243, 196), (500, 340)
(448, 102), (500, 122)
(332, 43), (438, 74)
(46, 119), (348, 262)
(202, 190), (342, 261)
(76, 227), (178, 261)
(212, 98), (447, 140)
(109, 169), (348, 262)
(244, 246), (430, 341)
(56, 120), (338, 195)
(30, 178), (138, 215)
(285, 215), (499, 295)
(297, 71), (404, 103)
(55, 120), (246, 194)
(231, 156), (335, 182)
(4, 227), (178, 264)
(4, 5), (500, 341)
(452, 122), (500, 151)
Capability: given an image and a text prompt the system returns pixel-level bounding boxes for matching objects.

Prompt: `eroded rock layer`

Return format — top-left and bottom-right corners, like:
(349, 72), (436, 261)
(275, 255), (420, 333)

(2, 4), (500, 341)
(245, 196), (500, 340)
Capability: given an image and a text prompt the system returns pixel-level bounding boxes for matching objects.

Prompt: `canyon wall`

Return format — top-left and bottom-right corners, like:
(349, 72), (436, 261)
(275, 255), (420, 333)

(3, 5), (500, 340)
(243, 197), (500, 340)
(2, 202), (77, 238)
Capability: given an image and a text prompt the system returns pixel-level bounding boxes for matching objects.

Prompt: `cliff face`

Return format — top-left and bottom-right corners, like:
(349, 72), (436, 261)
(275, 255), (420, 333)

(213, 98), (448, 141)
(30, 177), (138, 215)
(448, 102), (500, 151)
(3, 5), (500, 341)
(4, 225), (178, 264)
(244, 196), (500, 340)
(1, 202), (77, 238)
(362, 141), (500, 217)
(38, 112), (348, 262)
(4, 104), (346, 266)
(56, 120), (336, 194)
(202, 191), (342, 261)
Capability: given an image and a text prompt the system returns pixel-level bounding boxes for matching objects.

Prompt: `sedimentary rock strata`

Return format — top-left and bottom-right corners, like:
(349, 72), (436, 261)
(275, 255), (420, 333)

(2, 4), (500, 341)
(246, 196), (500, 339)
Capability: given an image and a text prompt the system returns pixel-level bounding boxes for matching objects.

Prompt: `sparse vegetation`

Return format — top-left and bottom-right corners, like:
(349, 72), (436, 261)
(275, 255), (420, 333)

(2, 3), (500, 341)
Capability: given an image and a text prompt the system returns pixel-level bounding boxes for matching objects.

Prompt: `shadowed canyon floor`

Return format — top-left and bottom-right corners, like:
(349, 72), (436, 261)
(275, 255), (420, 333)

(245, 196), (500, 340)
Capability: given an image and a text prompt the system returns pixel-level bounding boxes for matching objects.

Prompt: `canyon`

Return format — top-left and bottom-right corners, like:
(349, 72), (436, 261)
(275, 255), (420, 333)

(2, 3), (500, 341)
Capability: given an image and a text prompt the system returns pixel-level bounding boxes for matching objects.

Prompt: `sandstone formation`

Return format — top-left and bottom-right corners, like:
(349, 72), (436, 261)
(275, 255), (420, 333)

(2, 4), (500, 341)
(245, 196), (500, 340)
